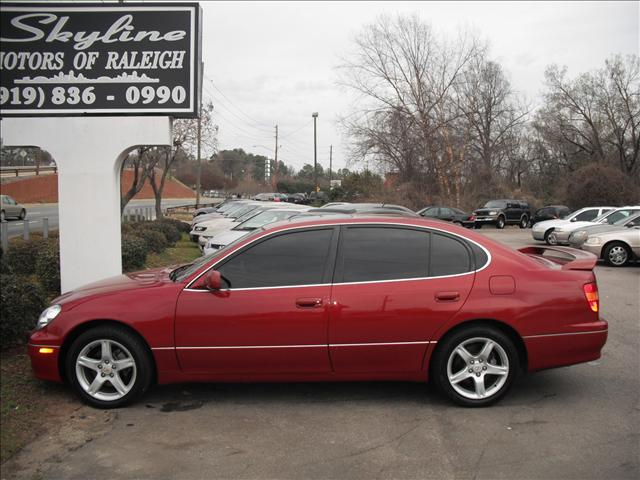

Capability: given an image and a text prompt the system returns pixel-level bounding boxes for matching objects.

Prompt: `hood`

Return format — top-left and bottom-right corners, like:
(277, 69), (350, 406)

(474, 208), (499, 215)
(52, 266), (176, 307)
(574, 223), (628, 236)
(555, 220), (598, 232)
(209, 229), (251, 245)
(532, 218), (571, 230)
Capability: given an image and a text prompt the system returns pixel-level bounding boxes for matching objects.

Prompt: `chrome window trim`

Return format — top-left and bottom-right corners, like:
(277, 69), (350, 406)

(184, 221), (492, 292)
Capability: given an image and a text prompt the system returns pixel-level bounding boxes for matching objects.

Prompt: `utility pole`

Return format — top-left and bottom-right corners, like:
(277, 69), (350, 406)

(312, 112), (318, 193)
(329, 145), (332, 185)
(195, 101), (202, 206)
(273, 124), (278, 190)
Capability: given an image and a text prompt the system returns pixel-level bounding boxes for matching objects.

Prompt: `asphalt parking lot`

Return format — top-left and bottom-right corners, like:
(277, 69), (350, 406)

(4, 227), (639, 480)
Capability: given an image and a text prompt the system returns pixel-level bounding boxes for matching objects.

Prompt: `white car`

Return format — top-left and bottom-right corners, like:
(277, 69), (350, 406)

(203, 207), (310, 256)
(550, 207), (640, 245)
(531, 206), (614, 244)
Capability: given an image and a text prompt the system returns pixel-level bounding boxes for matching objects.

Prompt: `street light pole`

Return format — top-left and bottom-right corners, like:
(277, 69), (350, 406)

(312, 112), (318, 193)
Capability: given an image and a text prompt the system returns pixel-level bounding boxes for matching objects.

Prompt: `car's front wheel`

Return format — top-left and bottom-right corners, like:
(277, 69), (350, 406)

(603, 242), (631, 267)
(432, 326), (518, 407)
(66, 325), (153, 408)
(496, 216), (506, 229)
(19, 209), (26, 220)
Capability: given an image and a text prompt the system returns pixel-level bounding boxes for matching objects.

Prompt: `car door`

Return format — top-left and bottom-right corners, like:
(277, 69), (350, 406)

(174, 227), (338, 374)
(328, 225), (476, 373)
(439, 207), (454, 221)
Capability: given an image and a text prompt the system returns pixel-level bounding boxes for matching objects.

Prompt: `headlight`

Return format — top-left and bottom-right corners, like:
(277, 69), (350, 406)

(488, 211), (497, 215)
(194, 226), (206, 232)
(36, 305), (61, 330)
(585, 236), (602, 245)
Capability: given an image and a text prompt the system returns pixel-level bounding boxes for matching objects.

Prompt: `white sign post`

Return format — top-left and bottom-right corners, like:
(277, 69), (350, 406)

(1, 116), (172, 292)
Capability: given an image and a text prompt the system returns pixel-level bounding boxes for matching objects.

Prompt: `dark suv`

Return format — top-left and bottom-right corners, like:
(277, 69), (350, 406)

(473, 199), (531, 229)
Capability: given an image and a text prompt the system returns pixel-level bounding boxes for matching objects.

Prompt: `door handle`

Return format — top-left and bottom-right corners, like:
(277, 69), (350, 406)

(296, 297), (323, 308)
(435, 291), (460, 302)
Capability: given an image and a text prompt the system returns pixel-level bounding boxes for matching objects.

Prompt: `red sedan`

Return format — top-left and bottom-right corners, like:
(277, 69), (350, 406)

(29, 216), (607, 408)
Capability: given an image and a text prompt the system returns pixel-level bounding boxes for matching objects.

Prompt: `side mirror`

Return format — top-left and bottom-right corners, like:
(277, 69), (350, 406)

(570, 218), (577, 222)
(205, 270), (222, 290)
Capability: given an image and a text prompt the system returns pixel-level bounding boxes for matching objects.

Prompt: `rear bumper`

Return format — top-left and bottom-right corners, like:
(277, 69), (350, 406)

(28, 344), (63, 383)
(524, 323), (608, 372)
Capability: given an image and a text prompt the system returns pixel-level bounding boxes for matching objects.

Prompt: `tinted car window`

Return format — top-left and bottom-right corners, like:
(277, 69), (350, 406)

(431, 233), (472, 276)
(340, 227), (428, 282)
(217, 229), (333, 288)
(605, 209), (639, 224)
(422, 207), (439, 217)
(575, 210), (598, 222)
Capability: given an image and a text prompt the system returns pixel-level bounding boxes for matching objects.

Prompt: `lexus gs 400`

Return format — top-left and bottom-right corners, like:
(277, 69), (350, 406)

(29, 216), (607, 408)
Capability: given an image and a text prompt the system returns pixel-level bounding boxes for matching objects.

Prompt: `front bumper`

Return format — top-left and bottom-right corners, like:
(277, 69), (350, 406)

(551, 230), (572, 245)
(531, 228), (546, 241)
(474, 215), (498, 224)
(28, 343), (62, 383)
(581, 243), (604, 258)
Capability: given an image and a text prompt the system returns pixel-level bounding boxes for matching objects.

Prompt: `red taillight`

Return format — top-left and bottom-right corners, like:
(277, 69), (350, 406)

(583, 282), (599, 313)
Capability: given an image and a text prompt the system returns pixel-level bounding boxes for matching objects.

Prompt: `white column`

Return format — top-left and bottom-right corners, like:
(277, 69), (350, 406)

(0, 116), (171, 292)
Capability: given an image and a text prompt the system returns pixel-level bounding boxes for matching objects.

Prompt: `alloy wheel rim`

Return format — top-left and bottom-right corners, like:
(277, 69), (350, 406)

(608, 246), (627, 266)
(446, 337), (509, 400)
(75, 339), (137, 402)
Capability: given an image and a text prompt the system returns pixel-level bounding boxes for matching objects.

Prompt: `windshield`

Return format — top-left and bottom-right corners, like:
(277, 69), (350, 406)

(228, 204), (259, 219)
(604, 209), (639, 224)
(484, 200), (506, 208)
(234, 208), (265, 223)
(234, 209), (301, 231)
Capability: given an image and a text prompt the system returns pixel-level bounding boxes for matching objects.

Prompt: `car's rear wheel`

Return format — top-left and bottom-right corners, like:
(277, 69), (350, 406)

(519, 216), (528, 229)
(474, 224), (482, 229)
(496, 216), (506, 229)
(66, 325), (153, 409)
(432, 326), (518, 407)
(603, 242), (630, 267)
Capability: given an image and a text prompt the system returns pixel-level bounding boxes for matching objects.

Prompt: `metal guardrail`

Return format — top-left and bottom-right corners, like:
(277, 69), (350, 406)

(0, 165), (58, 178)
(165, 200), (222, 215)
(1, 217), (51, 252)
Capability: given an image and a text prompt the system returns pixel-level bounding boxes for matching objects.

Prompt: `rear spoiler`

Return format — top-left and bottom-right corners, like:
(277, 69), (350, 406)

(518, 246), (598, 271)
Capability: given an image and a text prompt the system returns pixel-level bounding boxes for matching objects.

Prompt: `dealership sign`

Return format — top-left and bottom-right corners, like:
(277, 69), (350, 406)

(0, 3), (201, 117)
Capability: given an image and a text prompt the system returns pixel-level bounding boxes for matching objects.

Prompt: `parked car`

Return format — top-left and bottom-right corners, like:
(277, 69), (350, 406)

(203, 207), (311, 255)
(29, 215), (607, 409)
(286, 193), (309, 204)
(473, 199), (530, 229)
(568, 212), (640, 249)
(0, 194), (27, 221)
(581, 222), (640, 267)
(531, 206), (615, 245)
(548, 207), (639, 246)
(417, 206), (475, 227)
(530, 205), (571, 226)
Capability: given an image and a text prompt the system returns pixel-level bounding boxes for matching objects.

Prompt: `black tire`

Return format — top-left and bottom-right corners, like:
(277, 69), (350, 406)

(519, 216), (528, 229)
(19, 209), (26, 220)
(496, 216), (506, 229)
(431, 325), (519, 407)
(65, 325), (153, 409)
(474, 224), (482, 229)
(603, 241), (631, 267)
(544, 229), (555, 245)
(0, 210), (5, 222)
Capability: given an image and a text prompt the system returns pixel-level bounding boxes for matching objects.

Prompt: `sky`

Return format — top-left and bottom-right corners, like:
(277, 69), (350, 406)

(200, 1), (638, 173)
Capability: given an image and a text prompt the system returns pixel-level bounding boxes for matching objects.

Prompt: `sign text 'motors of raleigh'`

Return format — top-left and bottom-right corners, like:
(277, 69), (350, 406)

(0, 3), (202, 117)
